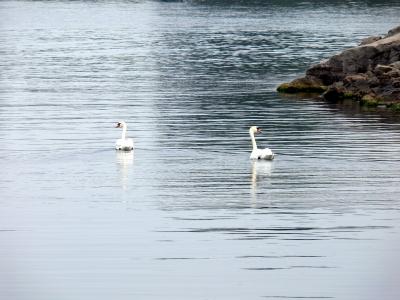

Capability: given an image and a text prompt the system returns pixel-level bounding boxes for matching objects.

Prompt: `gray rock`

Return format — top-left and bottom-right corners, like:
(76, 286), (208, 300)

(277, 25), (400, 106)
(387, 25), (400, 37)
(359, 36), (381, 46)
(390, 61), (400, 69)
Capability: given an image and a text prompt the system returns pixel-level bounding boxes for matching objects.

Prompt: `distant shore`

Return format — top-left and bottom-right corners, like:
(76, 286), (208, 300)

(277, 25), (400, 111)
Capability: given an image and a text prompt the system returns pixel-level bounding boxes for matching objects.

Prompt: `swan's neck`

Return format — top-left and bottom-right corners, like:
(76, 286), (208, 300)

(250, 131), (257, 150)
(121, 125), (127, 140)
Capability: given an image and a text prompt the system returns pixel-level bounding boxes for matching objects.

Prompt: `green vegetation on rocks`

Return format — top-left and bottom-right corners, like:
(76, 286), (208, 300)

(277, 77), (327, 93)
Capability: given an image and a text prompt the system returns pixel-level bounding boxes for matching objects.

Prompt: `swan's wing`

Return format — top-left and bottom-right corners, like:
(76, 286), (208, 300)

(115, 138), (134, 151)
(126, 138), (134, 148)
(260, 148), (274, 160)
(262, 148), (273, 155)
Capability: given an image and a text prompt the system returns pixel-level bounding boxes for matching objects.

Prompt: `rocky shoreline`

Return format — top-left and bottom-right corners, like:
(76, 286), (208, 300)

(277, 26), (400, 111)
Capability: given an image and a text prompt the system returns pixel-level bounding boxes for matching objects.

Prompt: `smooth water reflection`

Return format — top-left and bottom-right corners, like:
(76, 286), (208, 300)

(1, 1), (400, 300)
(251, 160), (273, 205)
(116, 151), (134, 190)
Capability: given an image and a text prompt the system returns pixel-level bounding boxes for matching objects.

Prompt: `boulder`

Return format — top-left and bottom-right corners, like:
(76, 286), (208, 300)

(277, 76), (326, 93)
(387, 25), (400, 37)
(359, 36), (381, 46)
(277, 25), (400, 109)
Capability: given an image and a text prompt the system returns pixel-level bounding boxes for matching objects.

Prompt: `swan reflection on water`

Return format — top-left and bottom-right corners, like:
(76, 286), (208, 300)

(116, 151), (134, 190)
(251, 160), (273, 205)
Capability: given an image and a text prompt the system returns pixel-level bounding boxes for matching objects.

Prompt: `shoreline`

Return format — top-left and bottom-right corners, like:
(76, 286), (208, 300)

(277, 25), (400, 112)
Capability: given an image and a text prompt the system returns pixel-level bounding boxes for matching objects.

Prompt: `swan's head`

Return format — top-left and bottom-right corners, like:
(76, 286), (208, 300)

(115, 121), (127, 129)
(249, 126), (262, 135)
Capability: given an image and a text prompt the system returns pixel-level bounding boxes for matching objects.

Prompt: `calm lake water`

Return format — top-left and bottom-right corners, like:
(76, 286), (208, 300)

(1, 1), (400, 299)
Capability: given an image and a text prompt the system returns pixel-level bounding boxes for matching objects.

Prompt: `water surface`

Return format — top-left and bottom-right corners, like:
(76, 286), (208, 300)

(1, 1), (400, 299)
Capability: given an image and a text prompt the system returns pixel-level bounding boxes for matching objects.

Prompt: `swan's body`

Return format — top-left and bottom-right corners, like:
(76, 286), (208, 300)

(115, 121), (134, 151)
(249, 126), (274, 160)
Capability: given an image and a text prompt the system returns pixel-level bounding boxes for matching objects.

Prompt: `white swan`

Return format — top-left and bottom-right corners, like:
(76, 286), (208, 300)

(115, 121), (134, 151)
(249, 126), (274, 160)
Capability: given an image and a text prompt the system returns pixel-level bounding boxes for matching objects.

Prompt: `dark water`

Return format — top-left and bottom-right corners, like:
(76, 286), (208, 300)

(1, 1), (400, 299)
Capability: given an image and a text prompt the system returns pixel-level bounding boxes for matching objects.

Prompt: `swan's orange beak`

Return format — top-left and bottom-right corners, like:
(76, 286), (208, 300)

(256, 127), (262, 134)
(115, 122), (121, 128)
